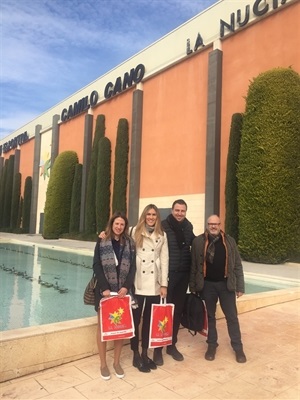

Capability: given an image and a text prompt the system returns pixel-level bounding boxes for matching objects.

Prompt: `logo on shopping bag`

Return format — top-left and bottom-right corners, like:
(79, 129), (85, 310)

(109, 307), (125, 325)
(158, 316), (169, 333)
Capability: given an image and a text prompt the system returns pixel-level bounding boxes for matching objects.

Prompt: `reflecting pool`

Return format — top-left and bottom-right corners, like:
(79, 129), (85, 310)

(0, 243), (95, 331)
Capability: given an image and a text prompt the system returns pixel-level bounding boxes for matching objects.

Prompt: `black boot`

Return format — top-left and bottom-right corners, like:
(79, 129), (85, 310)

(153, 347), (164, 366)
(132, 350), (151, 373)
(141, 348), (157, 370)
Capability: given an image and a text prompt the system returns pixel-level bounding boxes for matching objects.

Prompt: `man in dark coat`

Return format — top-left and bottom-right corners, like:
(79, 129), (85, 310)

(190, 214), (247, 363)
(153, 199), (195, 365)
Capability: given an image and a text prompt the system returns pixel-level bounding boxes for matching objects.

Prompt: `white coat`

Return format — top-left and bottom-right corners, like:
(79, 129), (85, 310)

(131, 227), (169, 296)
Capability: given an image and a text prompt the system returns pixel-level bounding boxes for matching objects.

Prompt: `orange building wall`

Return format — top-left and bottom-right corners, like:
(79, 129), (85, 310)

(219, 1), (300, 222)
(140, 49), (210, 198)
(59, 116), (86, 163)
(19, 139), (35, 194)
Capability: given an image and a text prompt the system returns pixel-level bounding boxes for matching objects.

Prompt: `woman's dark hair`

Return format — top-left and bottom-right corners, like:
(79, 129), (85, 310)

(105, 211), (129, 242)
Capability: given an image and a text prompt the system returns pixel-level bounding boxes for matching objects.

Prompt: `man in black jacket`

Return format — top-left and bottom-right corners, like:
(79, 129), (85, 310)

(153, 199), (195, 365)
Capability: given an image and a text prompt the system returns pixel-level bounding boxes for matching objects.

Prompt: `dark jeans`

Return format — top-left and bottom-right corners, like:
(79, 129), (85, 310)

(202, 280), (243, 351)
(130, 294), (160, 351)
(167, 271), (190, 345)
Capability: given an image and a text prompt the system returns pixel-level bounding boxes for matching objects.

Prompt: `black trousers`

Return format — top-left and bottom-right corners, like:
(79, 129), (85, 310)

(130, 294), (160, 351)
(167, 271), (190, 345)
(202, 280), (243, 351)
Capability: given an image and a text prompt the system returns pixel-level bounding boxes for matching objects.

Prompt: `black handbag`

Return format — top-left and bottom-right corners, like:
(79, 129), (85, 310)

(83, 275), (97, 305)
(181, 293), (205, 336)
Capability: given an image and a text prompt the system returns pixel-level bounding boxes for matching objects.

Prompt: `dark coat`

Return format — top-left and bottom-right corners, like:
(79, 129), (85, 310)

(190, 232), (245, 293)
(162, 215), (195, 273)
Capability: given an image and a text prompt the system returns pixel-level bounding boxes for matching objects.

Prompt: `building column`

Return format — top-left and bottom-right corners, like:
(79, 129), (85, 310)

(205, 48), (223, 224)
(29, 124), (42, 234)
(128, 88), (143, 226)
(51, 114), (60, 166)
(80, 114), (93, 232)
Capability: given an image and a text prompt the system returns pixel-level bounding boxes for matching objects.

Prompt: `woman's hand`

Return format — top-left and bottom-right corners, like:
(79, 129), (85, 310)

(160, 286), (167, 299)
(102, 289), (110, 297)
(118, 287), (128, 298)
(98, 231), (106, 239)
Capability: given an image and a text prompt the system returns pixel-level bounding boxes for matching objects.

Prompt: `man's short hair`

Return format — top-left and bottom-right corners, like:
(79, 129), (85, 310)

(172, 199), (187, 210)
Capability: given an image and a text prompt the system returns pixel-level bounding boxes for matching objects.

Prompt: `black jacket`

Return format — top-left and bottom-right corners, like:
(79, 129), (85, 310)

(162, 215), (195, 273)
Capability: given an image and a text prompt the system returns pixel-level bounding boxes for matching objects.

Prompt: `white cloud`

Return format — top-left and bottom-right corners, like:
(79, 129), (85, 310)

(0, 0), (216, 139)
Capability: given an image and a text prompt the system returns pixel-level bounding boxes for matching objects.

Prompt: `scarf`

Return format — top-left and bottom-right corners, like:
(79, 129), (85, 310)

(203, 230), (228, 278)
(99, 238), (132, 292)
(145, 224), (155, 234)
(166, 214), (186, 249)
(206, 232), (221, 263)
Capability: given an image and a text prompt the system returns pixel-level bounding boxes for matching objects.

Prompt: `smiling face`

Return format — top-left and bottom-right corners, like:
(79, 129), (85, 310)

(145, 208), (157, 227)
(112, 217), (126, 239)
(172, 203), (187, 222)
(207, 215), (221, 236)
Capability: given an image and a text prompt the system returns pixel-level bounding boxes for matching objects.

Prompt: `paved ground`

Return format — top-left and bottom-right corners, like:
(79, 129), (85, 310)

(0, 233), (300, 400)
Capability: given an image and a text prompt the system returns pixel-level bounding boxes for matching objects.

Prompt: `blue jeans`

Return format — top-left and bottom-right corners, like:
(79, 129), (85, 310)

(202, 280), (243, 351)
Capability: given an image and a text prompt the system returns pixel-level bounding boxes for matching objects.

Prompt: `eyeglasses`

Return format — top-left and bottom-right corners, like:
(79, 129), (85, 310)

(208, 223), (220, 226)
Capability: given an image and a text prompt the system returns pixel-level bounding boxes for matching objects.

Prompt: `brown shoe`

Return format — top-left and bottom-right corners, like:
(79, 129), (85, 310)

(205, 345), (216, 361)
(235, 349), (247, 363)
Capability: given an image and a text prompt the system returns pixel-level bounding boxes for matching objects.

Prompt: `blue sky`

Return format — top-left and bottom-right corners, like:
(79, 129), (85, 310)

(0, 0), (216, 140)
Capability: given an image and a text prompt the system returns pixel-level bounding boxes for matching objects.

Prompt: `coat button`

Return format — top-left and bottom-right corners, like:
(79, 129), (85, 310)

(143, 260), (145, 262)
(152, 249), (154, 251)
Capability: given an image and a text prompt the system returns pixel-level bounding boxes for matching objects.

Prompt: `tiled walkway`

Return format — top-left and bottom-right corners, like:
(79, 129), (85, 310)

(1, 234), (300, 399)
(1, 300), (299, 399)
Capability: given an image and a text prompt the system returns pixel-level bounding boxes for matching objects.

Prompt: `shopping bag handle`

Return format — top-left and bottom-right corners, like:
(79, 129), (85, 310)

(160, 297), (167, 305)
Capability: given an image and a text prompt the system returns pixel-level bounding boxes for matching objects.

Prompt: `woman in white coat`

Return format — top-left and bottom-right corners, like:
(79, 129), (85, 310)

(130, 204), (169, 373)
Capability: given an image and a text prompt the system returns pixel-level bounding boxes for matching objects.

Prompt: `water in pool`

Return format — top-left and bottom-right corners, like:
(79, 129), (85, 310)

(0, 243), (96, 331)
(0, 243), (297, 331)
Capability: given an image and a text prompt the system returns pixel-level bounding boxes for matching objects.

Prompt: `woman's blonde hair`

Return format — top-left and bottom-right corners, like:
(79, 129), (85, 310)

(134, 204), (164, 248)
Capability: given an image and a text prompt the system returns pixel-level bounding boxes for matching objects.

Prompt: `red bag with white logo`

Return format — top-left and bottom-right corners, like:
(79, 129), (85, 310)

(99, 295), (135, 341)
(149, 298), (174, 348)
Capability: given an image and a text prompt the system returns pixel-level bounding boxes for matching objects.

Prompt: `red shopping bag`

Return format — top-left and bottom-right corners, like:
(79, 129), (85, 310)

(149, 298), (174, 348)
(99, 295), (135, 341)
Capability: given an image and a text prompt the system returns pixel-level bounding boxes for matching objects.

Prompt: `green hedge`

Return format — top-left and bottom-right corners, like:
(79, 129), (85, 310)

(11, 172), (21, 230)
(237, 67), (300, 263)
(85, 114), (105, 233)
(96, 137), (111, 233)
(112, 118), (129, 214)
(22, 176), (32, 233)
(69, 163), (82, 233)
(225, 113), (243, 242)
(43, 151), (78, 239)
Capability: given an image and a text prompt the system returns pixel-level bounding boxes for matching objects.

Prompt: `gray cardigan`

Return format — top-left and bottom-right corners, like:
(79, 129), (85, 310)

(189, 232), (245, 293)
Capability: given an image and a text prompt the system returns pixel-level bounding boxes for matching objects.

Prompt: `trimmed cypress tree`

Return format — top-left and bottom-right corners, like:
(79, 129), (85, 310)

(96, 137), (111, 233)
(22, 176), (32, 233)
(225, 113), (243, 242)
(43, 151), (78, 239)
(69, 163), (82, 233)
(85, 114), (106, 233)
(11, 172), (21, 230)
(112, 118), (129, 214)
(237, 67), (300, 263)
(17, 196), (23, 232)
(3, 155), (14, 228)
